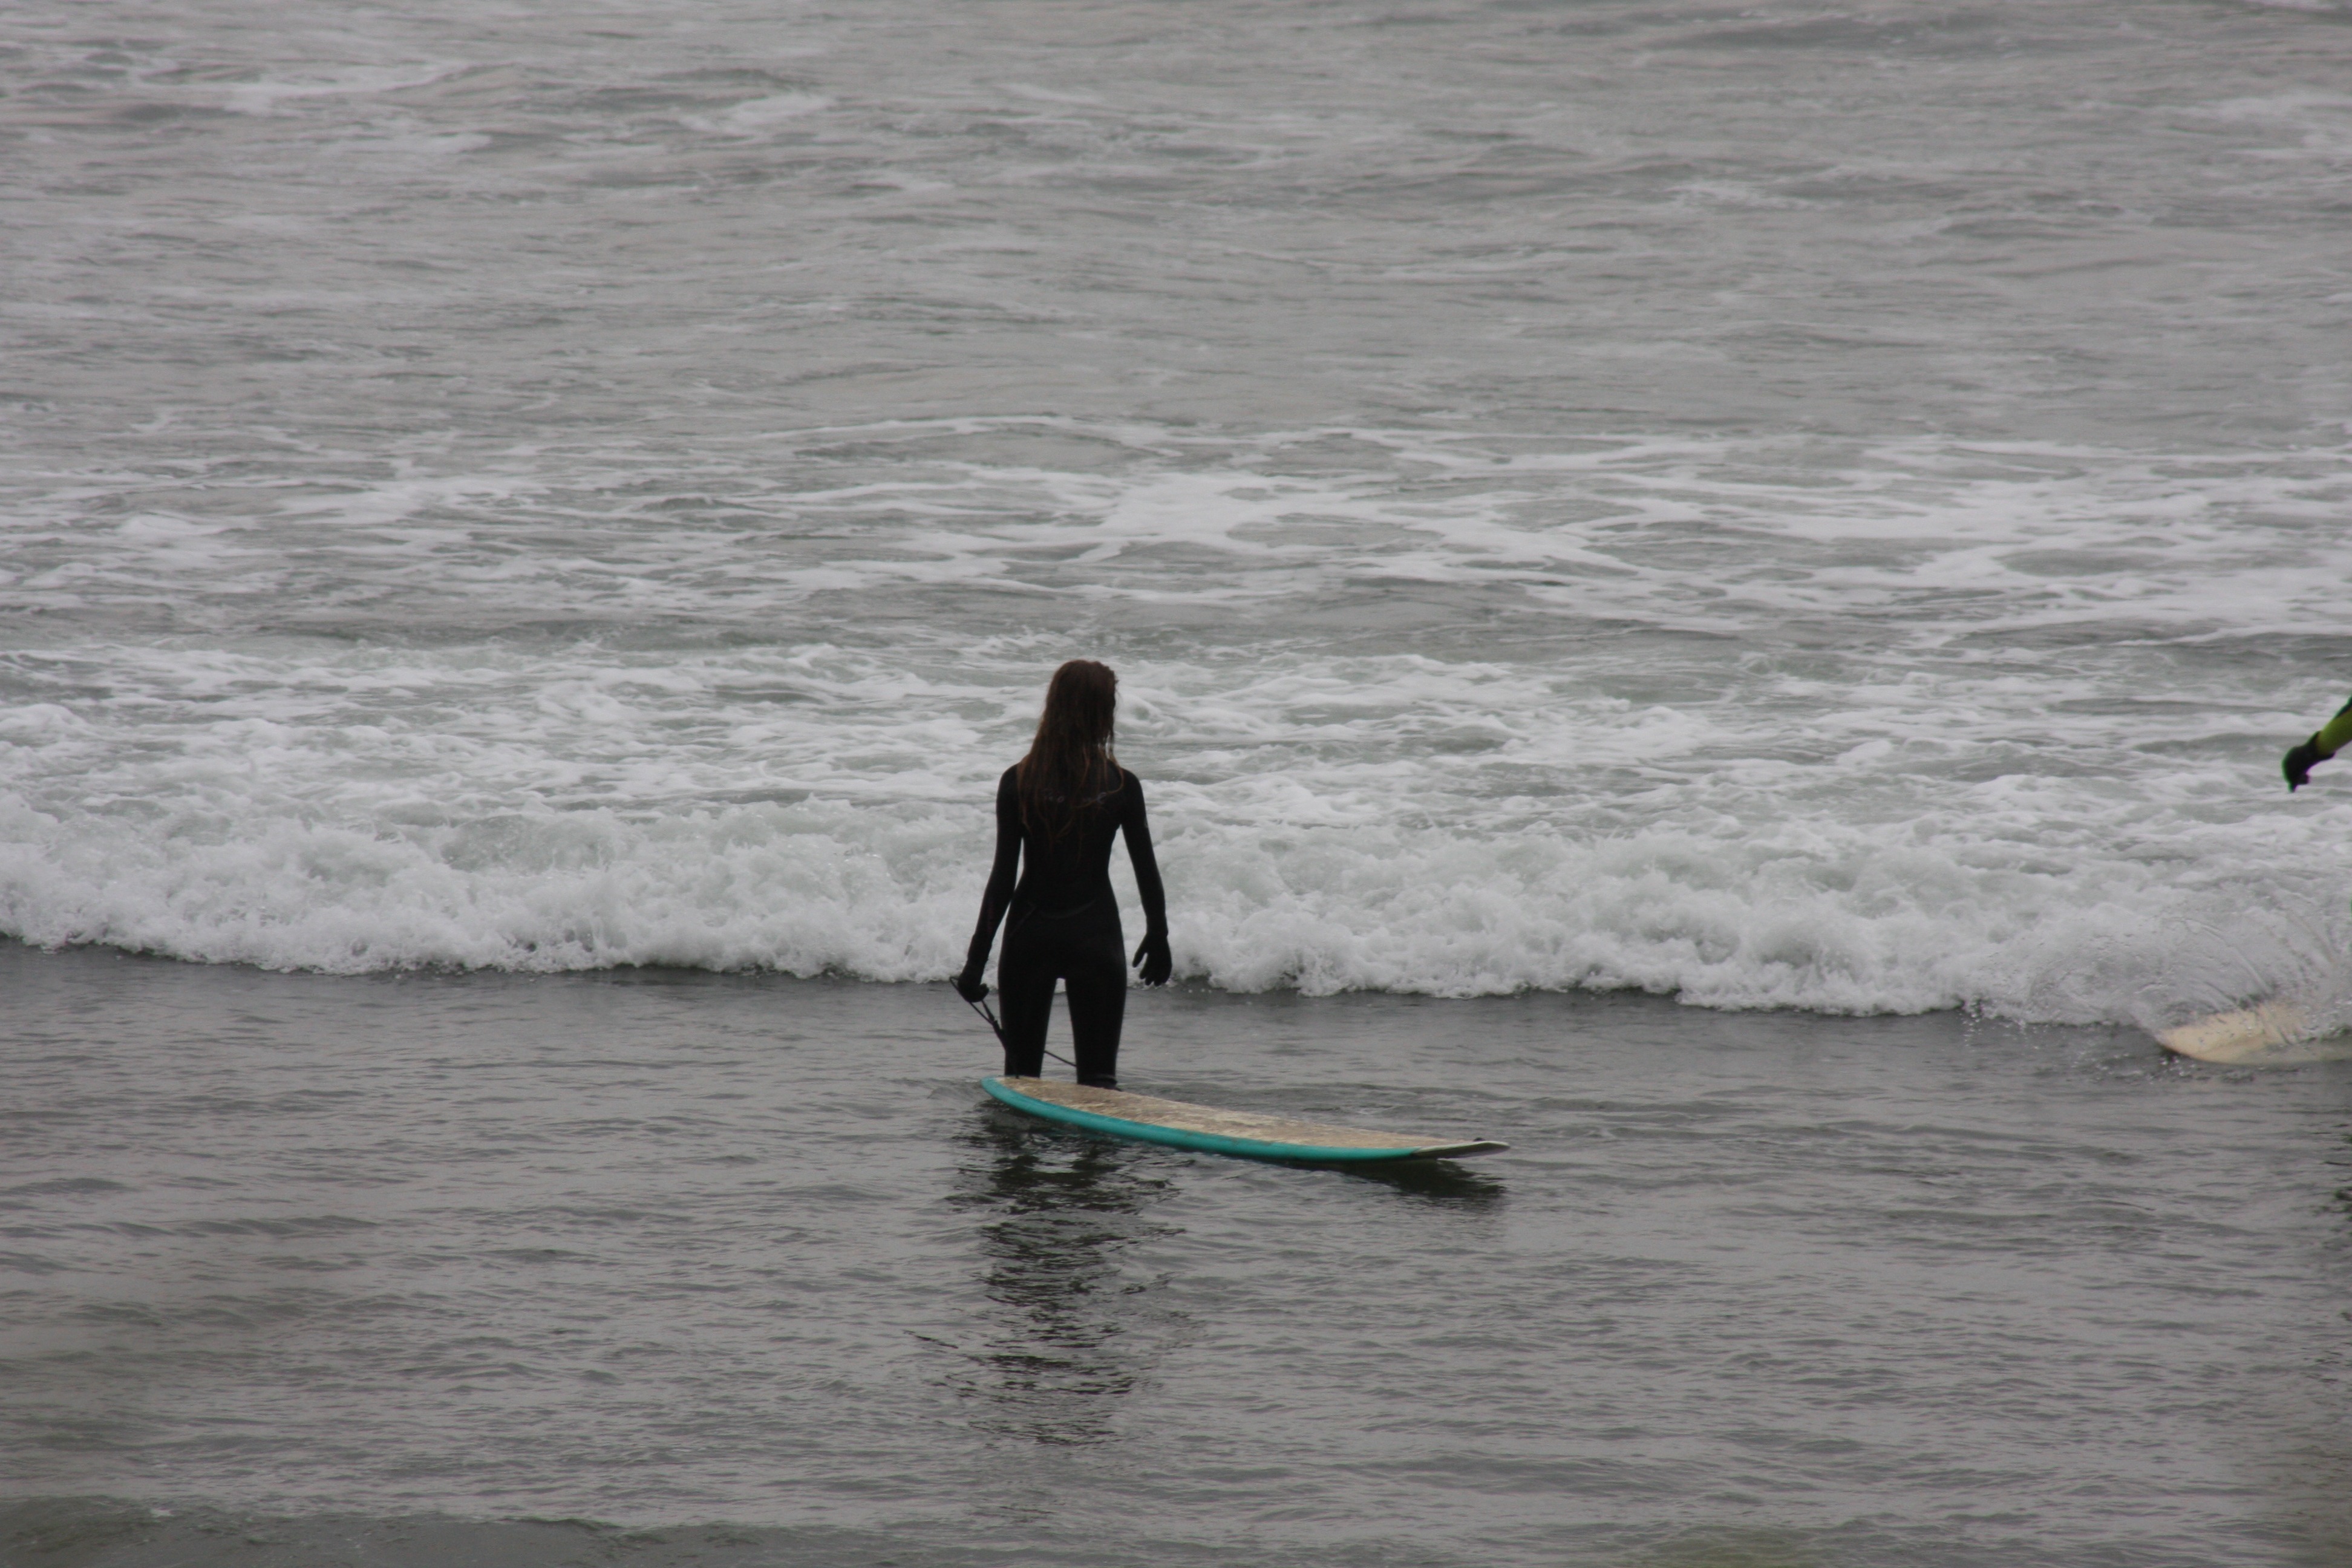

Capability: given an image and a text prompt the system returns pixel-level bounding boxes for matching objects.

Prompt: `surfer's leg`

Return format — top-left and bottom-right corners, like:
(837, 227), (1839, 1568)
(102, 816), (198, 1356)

(1062, 925), (1128, 1089)
(995, 936), (1056, 1078)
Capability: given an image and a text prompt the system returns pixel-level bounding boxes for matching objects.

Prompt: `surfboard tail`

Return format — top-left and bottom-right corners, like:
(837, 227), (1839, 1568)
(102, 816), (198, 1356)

(2157, 1001), (2312, 1065)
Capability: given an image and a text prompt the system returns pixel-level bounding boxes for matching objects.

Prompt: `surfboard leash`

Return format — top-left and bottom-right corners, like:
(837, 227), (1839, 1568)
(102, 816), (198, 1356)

(963, 993), (1076, 1070)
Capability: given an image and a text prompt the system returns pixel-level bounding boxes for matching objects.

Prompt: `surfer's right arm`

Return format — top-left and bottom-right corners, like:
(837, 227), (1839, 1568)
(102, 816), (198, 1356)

(958, 769), (1023, 1001)
(2283, 695), (2352, 792)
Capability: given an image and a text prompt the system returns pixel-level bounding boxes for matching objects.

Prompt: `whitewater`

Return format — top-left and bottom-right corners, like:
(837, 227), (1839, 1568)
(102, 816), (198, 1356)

(5, 0), (2352, 1030)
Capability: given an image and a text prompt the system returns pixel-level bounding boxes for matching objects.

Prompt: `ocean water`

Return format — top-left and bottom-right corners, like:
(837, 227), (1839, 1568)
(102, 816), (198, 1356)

(7, 0), (2352, 1025)
(7, 944), (2352, 1568)
(8, 0), (2352, 1562)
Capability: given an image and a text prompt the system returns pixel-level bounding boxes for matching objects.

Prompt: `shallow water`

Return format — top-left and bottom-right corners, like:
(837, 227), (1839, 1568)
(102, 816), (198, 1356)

(7, 941), (2352, 1566)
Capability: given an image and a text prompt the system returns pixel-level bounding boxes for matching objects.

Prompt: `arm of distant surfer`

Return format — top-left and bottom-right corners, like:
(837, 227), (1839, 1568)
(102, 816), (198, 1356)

(2284, 695), (2352, 792)
(959, 772), (1022, 995)
(2317, 698), (2352, 757)
(1120, 773), (1172, 985)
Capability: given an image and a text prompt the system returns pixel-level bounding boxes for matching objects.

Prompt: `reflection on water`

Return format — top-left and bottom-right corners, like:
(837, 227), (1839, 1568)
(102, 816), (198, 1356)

(942, 1108), (1506, 1445)
(945, 1115), (1184, 1446)
(1331, 1154), (1508, 1209)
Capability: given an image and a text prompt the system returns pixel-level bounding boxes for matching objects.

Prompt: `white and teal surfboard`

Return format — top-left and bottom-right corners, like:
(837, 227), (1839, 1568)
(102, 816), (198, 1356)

(982, 1075), (1507, 1164)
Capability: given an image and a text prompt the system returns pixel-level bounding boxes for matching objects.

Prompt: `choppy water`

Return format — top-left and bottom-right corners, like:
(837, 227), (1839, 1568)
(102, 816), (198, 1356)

(9, 1), (2352, 1563)
(6, 0), (2352, 1024)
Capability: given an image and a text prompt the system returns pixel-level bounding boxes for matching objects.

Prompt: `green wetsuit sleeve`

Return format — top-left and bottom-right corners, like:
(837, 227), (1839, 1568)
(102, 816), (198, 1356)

(2317, 696), (2352, 758)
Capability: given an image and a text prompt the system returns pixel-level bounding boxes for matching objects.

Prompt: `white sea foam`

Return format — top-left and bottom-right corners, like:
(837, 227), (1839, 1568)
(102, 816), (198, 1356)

(218, 65), (468, 118)
(4, 422), (2350, 1027)
(681, 93), (833, 136)
(7, 0), (2351, 1031)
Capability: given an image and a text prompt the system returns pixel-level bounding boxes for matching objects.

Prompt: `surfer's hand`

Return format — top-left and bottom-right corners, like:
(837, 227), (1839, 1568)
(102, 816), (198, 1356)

(2284, 733), (2329, 792)
(1132, 932), (1172, 987)
(953, 965), (989, 1004)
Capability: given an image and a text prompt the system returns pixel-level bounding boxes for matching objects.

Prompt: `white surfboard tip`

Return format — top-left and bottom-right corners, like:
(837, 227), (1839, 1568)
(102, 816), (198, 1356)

(2156, 1001), (2312, 1064)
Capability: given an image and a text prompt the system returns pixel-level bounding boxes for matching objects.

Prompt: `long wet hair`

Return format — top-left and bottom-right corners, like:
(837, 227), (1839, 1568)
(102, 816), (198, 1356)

(1017, 659), (1119, 843)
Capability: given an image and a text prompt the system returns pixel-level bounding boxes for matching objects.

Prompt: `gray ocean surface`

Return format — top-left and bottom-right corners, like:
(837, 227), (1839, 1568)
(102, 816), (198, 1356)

(9, 942), (2352, 1568)
(7, 0), (2352, 1563)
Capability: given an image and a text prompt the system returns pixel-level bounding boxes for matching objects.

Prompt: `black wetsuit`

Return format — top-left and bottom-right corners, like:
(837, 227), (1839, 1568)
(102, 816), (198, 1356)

(964, 764), (1167, 1086)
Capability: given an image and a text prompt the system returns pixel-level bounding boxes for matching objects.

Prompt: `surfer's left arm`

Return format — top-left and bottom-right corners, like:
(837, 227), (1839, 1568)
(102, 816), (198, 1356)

(1120, 771), (1172, 986)
(2283, 694), (2352, 791)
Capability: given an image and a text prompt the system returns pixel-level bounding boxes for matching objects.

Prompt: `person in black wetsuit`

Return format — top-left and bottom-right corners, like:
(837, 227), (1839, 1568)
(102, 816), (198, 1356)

(955, 659), (1171, 1088)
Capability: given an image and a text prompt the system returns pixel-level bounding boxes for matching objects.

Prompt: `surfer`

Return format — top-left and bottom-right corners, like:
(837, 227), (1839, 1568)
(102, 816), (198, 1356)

(955, 659), (1172, 1088)
(2282, 695), (2352, 791)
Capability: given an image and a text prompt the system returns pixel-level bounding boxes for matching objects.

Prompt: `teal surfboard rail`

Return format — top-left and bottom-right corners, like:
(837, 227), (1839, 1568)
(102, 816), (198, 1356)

(981, 1076), (1502, 1164)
